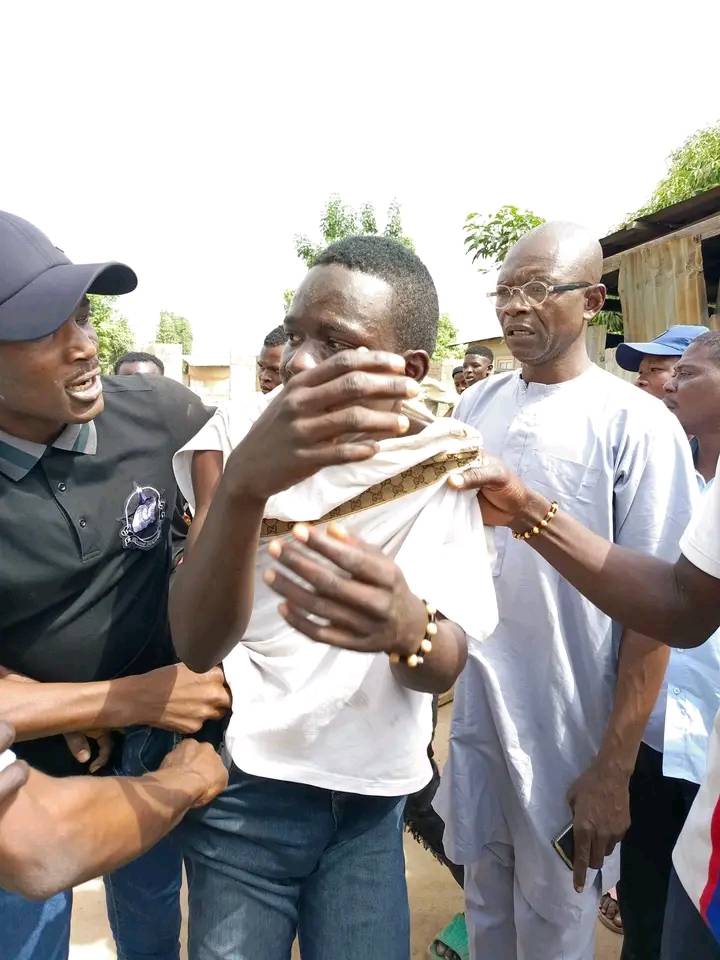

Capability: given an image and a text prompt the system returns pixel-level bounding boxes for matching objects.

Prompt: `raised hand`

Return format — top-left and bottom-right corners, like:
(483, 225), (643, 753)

(264, 522), (426, 657)
(224, 350), (420, 501)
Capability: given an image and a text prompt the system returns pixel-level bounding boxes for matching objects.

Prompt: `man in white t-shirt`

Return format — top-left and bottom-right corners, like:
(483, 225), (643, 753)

(448, 418), (720, 957)
(170, 236), (497, 960)
(434, 222), (695, 959)
(617, 332), (720, 959)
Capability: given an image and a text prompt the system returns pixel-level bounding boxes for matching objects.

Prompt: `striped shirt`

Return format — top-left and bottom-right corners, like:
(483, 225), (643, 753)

(0, 422), (97, 481)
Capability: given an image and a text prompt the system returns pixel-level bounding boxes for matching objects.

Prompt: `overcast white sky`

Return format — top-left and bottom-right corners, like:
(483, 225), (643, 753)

(1, 1), (719, 355)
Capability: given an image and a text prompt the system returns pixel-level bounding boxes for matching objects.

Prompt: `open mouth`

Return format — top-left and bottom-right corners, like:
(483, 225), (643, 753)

(65, 371), (102, 403)
(505, 325), (536, 338)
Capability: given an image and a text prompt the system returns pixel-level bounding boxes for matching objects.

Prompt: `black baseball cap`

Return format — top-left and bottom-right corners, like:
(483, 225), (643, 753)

(0, 211), (137, 342)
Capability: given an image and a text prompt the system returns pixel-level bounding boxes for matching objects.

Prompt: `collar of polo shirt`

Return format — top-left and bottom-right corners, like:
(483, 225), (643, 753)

(0, 421), (98, 481)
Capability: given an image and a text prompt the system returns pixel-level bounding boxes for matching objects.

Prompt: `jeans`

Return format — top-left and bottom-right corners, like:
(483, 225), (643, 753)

(0, 726), (183, 960)
(181, 764), (410, 960)
(661, 869), (720, 959)
(619, 743), (699, 960)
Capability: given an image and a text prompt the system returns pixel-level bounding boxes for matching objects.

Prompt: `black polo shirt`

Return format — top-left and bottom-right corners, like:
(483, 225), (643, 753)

(0, 375), (212, 775)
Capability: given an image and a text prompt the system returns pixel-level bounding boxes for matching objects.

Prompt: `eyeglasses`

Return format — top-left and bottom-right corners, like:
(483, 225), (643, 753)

(487, 280), (593, 310)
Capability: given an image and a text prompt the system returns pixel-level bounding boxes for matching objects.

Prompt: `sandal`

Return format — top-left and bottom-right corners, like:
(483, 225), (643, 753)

(428, 912), (469, 960)
(598, 889), (623, 935)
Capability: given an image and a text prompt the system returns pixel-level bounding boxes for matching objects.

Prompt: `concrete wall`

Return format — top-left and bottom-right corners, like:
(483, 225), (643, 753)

(143, 342), (183, 383)
(186, 365), (231, 406)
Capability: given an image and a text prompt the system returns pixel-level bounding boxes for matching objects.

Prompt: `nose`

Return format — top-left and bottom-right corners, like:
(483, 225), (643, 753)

(635, 374), (648, 388)
(284, 345), (317, 377)
(664, 375), (677, 394)
(58, 317), (98, 362)
(500, 291), (530, 319)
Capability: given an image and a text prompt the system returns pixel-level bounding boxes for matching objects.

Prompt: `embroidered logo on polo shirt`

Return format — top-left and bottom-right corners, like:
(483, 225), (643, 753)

(119, 483), (167, 551)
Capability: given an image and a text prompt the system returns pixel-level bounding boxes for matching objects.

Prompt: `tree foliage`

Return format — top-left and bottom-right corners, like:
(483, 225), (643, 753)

(294, 194), (415, 268)
(156, 310), (193, 354)
(631, 121), (720, 219)
(432, 313), (463, 361)
(88, 294), (134, 373)
(283, 288), (295, 312)
(463, 205), (544, 273)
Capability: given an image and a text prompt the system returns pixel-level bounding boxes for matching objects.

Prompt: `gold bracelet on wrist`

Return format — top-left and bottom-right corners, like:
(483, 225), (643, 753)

(512, 500), (559, 541)
(389, 600), (437, 668)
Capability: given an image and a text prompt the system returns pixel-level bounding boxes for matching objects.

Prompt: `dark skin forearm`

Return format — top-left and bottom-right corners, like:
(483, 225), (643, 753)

(516, 491), (719, 647)
(169, 451), (265, 672)
(391, 621), (467, 694)
(0, 670), (158, 741)
(0, 766), (204, 899)
(598, 629), (669, 774)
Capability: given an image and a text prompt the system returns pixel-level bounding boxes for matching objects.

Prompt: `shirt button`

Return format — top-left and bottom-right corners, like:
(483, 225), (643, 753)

(57, 482), (67, 492)
(78, 517), (87, 528)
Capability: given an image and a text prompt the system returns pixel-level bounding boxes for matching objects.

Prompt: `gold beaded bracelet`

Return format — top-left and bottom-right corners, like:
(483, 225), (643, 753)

(389, 600), (438, 669)
(511, 500), (559, 541)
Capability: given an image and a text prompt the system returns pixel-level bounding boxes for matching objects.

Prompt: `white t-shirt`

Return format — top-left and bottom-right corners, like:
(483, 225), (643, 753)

(174, 406), (498, 797)
(643, 476), (720, 784)
(673, 457), (720, 940)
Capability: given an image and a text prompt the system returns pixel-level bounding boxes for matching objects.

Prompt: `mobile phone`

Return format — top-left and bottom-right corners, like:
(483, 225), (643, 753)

(552, 822), (574, 870)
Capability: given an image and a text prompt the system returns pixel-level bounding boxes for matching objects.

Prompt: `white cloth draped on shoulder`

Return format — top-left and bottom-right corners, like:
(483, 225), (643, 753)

(173, 396), (498, 797)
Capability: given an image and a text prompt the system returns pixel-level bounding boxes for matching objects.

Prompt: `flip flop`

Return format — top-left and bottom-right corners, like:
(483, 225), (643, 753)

(428, 912), (469, 960)
(598, 891), (623, 935)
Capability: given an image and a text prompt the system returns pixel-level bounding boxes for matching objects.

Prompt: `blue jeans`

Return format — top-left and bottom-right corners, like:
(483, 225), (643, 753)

(1, 727), (183, 960)
(181, 765), (410, 960)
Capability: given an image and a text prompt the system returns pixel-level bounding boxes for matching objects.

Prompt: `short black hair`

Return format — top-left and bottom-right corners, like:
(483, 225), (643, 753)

(114, 351), (164, 375)
(690, 330), (720, 361)
(263, 325), (287, 348)
(465, 346), (494, 363)
(313, 235), (439, 355)
(452, 365), (465, 377)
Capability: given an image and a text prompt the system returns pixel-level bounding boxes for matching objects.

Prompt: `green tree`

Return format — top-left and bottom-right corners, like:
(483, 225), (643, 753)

(156, 310), (193, 354)
(463, 204), (545, 272)
(283, 288), (295, 312)
(88, 294), (134, 373)
(631, 121), (720, 219)
(432, 313), (463, 361)
(294, 194), (414, 268)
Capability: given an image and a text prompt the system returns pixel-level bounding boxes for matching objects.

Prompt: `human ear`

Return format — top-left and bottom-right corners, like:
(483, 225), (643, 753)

(403, 350), (430, 383)
(583, 283), (607, 322)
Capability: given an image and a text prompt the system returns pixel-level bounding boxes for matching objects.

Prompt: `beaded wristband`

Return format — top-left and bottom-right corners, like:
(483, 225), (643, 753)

(389, 601), (437, 668)
(512, 500), (559, 541)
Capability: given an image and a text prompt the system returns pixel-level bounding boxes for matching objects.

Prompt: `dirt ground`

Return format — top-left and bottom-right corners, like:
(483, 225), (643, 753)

(69, 704), (622, 959)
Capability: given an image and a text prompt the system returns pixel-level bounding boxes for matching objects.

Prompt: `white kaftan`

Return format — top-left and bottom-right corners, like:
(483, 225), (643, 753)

(435, 365), (696, 930)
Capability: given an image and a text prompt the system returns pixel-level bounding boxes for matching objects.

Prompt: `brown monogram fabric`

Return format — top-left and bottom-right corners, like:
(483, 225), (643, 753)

(260, 447), (480, 539)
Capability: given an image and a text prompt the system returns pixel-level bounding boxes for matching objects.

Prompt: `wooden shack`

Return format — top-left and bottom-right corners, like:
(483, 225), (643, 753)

(599, 186), (720, 339)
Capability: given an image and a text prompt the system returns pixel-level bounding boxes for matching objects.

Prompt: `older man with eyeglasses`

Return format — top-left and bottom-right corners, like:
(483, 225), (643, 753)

(435, 222), (696, 959)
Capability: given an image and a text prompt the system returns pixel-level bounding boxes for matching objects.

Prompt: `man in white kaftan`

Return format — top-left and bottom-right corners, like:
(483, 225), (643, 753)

(435, 223), (696, 959)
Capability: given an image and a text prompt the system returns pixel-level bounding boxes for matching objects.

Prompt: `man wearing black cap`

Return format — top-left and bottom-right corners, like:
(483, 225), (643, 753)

(0, 211), (230, 960)
(616, 325), (710, 399)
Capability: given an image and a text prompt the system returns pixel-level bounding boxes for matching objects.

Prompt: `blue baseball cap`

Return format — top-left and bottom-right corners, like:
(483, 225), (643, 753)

(0, 211), (137, 342)
(616, 325), (710, 372)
